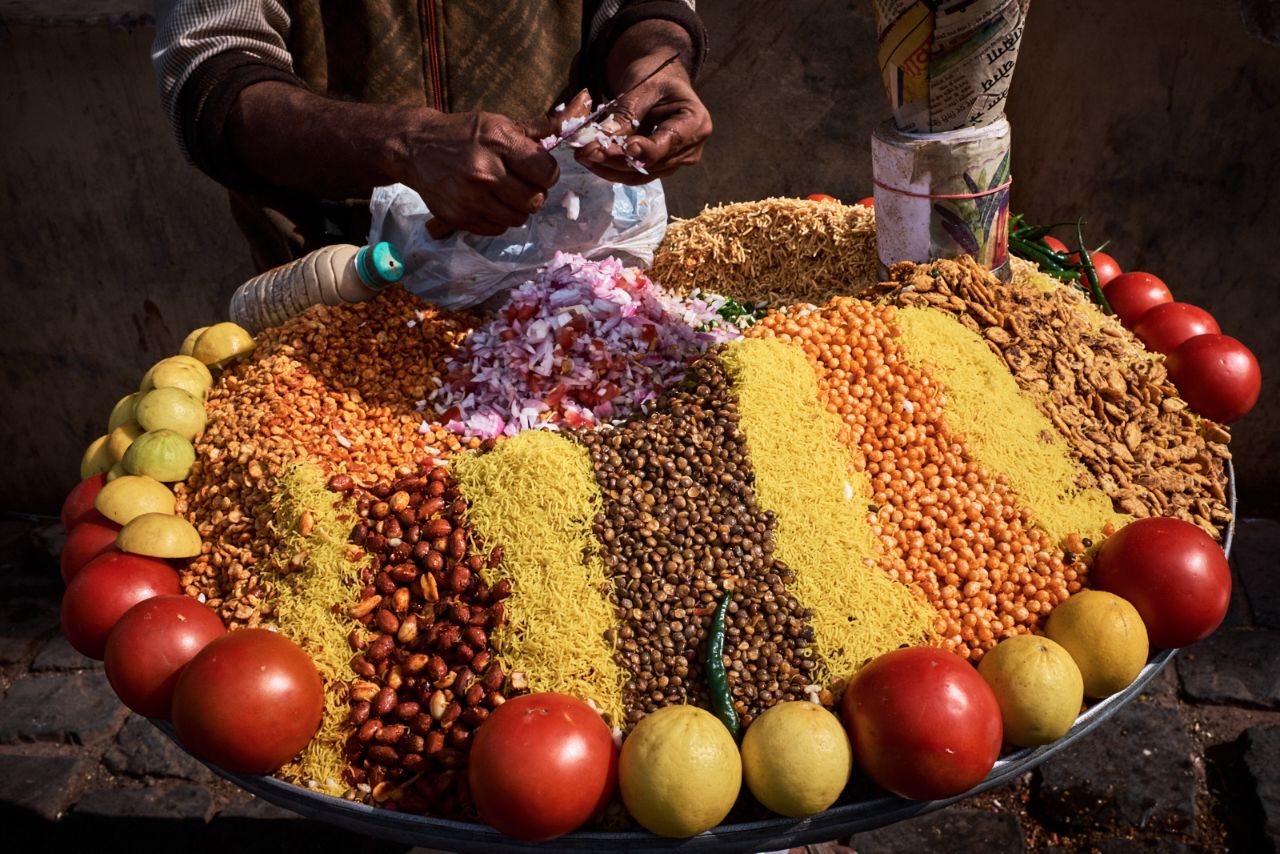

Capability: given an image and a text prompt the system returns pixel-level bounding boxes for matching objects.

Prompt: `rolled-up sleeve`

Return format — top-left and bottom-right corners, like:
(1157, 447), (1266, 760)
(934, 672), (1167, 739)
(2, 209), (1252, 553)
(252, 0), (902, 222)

(151, 0), (302, 188)
(583, 1), (708, 96)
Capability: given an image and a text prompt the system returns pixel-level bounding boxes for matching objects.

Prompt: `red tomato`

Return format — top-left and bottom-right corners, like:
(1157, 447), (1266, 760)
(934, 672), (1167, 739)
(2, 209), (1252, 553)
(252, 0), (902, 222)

(841, 647), (1002, 800)
(171, 628), (323, 773)
(60, 551), (179, 658)
(1042, 235), (1068, 254)
(61, 474), (107, 531)
(1067, 250), (1122, 289)
(1102, 272), (1173, 328)
(104, 595), (226, 719)
(1093, 517), (1231, 649)
(855, 196), (876, 208)
(60, 520), (121, 584)
(1133, 302), (1220, 354)
(1167, 334), (1261, 424)
(469, 693), (618, 840)
(806, 193), (840, 203)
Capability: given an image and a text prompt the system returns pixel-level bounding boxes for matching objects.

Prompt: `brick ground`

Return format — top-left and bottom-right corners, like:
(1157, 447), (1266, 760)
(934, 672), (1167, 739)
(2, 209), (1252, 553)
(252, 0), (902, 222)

(1, 513), (1276, 853)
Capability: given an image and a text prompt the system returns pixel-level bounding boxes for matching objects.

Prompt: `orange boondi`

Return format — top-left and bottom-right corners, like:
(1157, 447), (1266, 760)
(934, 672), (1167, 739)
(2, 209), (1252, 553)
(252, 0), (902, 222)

(750, 299), (1073, 660)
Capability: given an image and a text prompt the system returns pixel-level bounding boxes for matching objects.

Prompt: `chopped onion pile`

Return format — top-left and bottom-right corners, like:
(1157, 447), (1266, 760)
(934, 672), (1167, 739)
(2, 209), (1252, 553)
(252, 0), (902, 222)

(433, 253), (740, 437)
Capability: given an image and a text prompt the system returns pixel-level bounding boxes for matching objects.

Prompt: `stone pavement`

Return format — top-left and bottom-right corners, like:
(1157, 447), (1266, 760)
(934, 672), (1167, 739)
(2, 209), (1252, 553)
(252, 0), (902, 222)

(1, 513), (1277, 854)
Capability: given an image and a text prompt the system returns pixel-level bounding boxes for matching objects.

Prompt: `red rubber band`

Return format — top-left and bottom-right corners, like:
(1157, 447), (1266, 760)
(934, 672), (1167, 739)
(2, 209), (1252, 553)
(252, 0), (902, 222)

(873, 177), (1013, 200)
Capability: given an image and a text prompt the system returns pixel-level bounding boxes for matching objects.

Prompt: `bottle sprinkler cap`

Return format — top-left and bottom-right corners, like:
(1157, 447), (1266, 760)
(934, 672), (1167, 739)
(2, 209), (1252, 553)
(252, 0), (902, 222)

(355, 241), (405, 288)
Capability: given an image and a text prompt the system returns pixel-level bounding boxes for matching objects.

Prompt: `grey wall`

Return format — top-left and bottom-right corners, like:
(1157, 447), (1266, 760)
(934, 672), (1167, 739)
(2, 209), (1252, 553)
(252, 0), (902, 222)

(1, 1), (1277, 512)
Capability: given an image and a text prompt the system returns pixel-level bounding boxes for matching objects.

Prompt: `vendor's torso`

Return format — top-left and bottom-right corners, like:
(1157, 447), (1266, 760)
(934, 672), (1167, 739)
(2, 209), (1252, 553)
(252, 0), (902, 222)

(287, 0), (584, 117)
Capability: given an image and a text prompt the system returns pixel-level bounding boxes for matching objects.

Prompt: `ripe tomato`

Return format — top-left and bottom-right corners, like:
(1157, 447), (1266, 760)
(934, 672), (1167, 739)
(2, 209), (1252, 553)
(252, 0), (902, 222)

(104, 595), (226, 719)
(62, 474), (107, 531)
(806, 193), (839, 203)
(841, 647), (1002, 800)
(1042, 235), (1068, 254)
(855, 196), (876, 208)
(60, 551), (179, 658)
(1102, 272), (1173, 328)
(1167, 334), (1261, 424)
(1133, 303), (1220, 354)
(1093, 517), (1231, 649)
(60, 520), (121, 584)
(1068, 250), (1122, 289)
(469, 693), (618, 840)
(171, 628), (323, 773)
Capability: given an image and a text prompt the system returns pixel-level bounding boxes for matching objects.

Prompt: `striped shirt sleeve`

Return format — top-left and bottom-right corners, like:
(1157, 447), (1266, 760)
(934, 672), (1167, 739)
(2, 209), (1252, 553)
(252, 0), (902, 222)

(151, 0), (296, 158)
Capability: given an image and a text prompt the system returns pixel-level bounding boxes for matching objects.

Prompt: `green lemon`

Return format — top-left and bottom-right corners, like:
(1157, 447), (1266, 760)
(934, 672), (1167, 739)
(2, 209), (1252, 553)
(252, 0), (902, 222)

(122, 430), (196, 483)
(135, 387), (207, 440)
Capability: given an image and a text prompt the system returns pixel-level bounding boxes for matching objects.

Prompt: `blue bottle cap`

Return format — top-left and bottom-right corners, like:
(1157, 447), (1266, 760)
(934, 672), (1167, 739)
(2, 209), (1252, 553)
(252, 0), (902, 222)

(355, 241), (405, 288)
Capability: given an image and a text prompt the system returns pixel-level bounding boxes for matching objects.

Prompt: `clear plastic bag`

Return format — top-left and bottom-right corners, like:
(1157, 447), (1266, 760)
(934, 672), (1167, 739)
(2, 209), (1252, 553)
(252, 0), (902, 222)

(368, 148), (667, 310)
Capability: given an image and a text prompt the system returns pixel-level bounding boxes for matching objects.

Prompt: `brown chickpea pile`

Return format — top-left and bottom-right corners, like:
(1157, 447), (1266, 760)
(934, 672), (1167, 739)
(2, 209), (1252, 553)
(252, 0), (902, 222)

(175, 290), (475, 626)
(575, 352), (815, 725)
(752, 300), (1078, 659)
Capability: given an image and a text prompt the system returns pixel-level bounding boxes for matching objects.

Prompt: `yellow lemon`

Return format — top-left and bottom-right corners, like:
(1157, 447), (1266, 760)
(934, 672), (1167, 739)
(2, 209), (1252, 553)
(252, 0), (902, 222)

(1046, 590), (1149, 699)
(192, 322), (255, 368)
(179, 326), (209, 357)
(978, 635), (1083, 747)
(117, 513), (202, 559)
(741, 701), (851, 816)
(107, 392), (144, 433)
(94, 475), (175, 525)
(80, 435), (113, 480)
(619, 705), (741, 837)
(108, 421), (145, 463)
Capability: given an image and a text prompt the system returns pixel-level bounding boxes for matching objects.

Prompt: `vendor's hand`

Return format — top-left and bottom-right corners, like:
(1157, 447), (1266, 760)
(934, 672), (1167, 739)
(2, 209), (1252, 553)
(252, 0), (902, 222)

(579, 21), (712, 184)
(394, 110), (561, 236)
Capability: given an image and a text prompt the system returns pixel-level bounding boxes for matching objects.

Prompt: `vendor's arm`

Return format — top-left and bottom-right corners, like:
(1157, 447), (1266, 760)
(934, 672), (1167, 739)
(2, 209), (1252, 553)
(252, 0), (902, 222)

(228, 85), (560, 236)
(151, 0), (559, 236)
(579, 1), (712, 183)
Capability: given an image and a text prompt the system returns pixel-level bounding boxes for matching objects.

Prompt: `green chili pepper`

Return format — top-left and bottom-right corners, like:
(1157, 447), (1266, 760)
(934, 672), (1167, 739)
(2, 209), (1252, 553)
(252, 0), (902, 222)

(706, 593), (740, 739)
(1008, 235), (1069, 272)
(1075, 222), (1114, 315)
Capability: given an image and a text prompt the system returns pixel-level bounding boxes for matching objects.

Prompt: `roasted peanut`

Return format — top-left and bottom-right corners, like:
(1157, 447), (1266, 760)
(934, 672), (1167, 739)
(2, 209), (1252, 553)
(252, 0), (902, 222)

(374, 608), (401, 635)
(357, 719), (381, 744)
(365, 635), (394, 664)
(373, 687), (398, 717)
(367, 745), (399, 766)
(423, 518), (452, 539)
(397, 615), (419, 645)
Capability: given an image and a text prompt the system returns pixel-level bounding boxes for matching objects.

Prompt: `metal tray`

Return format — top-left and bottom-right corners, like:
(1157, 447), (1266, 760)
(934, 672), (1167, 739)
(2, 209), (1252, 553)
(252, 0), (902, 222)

(159, 463), (1236, 853)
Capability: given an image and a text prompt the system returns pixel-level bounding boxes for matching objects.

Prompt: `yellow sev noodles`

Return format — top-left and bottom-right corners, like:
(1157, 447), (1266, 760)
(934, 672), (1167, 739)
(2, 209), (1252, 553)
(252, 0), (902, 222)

(453, 431), (626, 726)
(650, 198), (879, 305)
(892, 307), (1130, 545)
(269, 462), (370, 794)
(721, 339), (938, 681)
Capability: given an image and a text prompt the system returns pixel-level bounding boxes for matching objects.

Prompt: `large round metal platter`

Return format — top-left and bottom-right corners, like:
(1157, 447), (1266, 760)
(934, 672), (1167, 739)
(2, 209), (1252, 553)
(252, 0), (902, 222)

(155, 463), (1236, 853)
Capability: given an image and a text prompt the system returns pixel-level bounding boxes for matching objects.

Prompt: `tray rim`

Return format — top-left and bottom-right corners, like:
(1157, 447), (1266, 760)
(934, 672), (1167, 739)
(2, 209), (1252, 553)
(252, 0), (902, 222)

(156, 461), (1237, 853)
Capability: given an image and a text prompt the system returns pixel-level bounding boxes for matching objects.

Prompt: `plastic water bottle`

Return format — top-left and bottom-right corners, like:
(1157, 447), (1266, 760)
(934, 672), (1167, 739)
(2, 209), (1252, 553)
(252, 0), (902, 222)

(229, 242), (404, 333)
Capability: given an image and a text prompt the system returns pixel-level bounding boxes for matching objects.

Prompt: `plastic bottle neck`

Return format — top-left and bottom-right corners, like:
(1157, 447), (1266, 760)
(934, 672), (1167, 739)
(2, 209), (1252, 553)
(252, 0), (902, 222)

(354, 242), (406, 289)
